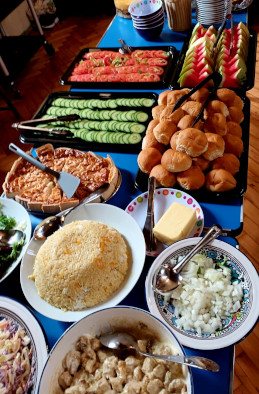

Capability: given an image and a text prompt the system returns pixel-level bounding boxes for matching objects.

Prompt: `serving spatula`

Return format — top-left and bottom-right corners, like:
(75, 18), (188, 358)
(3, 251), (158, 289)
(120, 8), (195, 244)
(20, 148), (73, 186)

(9, 143), (80, 199)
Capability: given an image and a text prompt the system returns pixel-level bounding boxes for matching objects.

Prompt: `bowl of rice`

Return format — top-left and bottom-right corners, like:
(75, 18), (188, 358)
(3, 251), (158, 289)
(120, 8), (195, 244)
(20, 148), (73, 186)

(145, 237), (259, 350)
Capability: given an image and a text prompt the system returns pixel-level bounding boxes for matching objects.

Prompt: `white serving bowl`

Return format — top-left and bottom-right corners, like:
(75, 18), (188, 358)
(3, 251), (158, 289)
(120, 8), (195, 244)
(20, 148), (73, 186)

(146, 237), (259, 350)
(37, 306), (193, 393)
(20, 203), (146, 322)
(0, 197), (32, 283)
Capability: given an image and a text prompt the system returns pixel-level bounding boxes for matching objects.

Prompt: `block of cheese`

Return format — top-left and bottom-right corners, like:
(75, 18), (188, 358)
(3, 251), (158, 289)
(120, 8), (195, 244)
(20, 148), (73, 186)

(153, 202), (197, 246)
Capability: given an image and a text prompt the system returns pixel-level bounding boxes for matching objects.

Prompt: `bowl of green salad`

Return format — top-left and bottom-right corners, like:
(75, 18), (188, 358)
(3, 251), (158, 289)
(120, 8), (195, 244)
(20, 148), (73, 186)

(0, 198), (31, 283)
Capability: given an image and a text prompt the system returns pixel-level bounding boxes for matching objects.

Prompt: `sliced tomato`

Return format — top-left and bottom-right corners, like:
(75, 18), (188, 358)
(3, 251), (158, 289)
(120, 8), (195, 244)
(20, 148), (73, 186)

(153, 50), (170, 58)
(107, 74), (124, 82)
(70, 74), (97, 82)
(147, 66), (164, 75)
(96, 74), (109, 82)
(139, 73), (160, 82)
(147, 58), (168, 66)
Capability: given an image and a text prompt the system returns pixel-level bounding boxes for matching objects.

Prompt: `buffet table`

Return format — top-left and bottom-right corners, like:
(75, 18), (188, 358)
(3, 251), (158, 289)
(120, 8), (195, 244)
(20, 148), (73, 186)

(0, 8), (253, 394)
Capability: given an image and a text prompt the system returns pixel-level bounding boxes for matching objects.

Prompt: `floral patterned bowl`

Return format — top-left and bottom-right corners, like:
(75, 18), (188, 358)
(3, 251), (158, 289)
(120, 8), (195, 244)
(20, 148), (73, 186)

(145, 238), (259, 350)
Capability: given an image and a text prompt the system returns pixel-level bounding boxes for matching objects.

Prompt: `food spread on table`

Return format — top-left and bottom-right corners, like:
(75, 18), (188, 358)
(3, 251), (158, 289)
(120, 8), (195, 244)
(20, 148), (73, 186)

(29, 220), (129, 311)
(137, 87), (244, 192)
(178, 22), (250, 87)
(69, 49), (170, 83)
(0, 318), (34, 393)
(2, 144), (119, 213)
(57, 334), (187, 393)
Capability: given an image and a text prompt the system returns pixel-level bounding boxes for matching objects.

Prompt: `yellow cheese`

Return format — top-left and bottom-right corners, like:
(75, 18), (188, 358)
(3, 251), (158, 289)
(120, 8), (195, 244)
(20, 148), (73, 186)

(153, 202), (197, 246)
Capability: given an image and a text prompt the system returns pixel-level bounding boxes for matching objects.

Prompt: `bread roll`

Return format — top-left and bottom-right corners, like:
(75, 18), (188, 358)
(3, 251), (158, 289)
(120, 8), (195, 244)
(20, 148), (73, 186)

(152, 105), (167, 119)
(226, 121), (242, 138)
(227, 106), (244, 124)
(158, 90), (172, 105)
(203, 113), (227, 136)
(206, 169), (237, 192)
(190, 87), (210, 103)
(232, 95), (244, 111)
(137, 148), (162, 174)
(170, 130), (181, 149)
(142, 132), (165, 153)
(204, 100), (229, 118)
(177, 165), (205, 190)
(153, 120), (177, 145)
(223, 134), (244, 157)
(203, 133), (225, 161)
(160, 106), (184, 124)
(146, 119), (160, 135)
(216, 88), (237, 106)
(150, 164), (176, 187)
(177, 115), (203, 130)
(167, 89), (190, 105)
(161, 148), (192, 172)
(192, 156), (210, 171)
(212, 153), (240, 175)
(181, 101), (203, 117)
(175, 128), (208, 157)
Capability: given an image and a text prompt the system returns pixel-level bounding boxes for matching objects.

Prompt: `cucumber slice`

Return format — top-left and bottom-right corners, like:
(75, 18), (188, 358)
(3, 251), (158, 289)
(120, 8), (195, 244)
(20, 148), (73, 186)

(107, 99), (117, 108)
(96, 131), (107, 143)
(129, 123), (146, 133)
(134, 111), (149, 122)
(123, 133), (142, 144)
(140, 98), (154, 107)
(126, 110), (137, 121)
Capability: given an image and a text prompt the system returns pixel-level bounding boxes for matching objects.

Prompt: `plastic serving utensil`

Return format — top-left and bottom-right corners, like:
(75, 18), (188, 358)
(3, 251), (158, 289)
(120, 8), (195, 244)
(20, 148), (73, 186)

(33, 183), (110, 240)
(9, 143), (80, 199)
(99, 332), (220, 372)
(153, 225), (223, 294)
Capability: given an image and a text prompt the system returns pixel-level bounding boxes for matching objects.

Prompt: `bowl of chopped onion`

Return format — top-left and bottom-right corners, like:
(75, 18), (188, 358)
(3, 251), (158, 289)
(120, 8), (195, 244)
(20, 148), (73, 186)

(145, 237), (259, 350)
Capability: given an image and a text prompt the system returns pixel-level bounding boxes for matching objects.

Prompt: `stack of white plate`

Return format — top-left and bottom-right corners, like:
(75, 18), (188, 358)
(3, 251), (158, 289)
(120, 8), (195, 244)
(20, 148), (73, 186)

(195, 0), (232, 25)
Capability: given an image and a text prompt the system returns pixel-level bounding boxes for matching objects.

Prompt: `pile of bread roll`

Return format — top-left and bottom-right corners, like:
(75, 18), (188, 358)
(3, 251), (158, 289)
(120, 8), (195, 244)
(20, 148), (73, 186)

(137, 87), (244, 192)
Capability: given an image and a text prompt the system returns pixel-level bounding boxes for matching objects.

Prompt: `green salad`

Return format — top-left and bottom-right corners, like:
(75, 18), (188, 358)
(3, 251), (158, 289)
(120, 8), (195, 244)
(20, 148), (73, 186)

(0, 203), (25, 277)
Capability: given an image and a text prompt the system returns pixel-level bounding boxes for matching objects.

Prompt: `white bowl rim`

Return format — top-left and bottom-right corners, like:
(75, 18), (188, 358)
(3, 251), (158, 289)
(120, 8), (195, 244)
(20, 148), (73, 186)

(37, 305), (194, 393)
(145, 237), (259, 350)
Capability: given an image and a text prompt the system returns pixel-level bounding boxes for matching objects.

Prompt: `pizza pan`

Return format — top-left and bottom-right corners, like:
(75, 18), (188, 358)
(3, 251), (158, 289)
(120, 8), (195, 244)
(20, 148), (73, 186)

(169, 29), (257, 92)
(19, 91), (158, 153)
(60, 46), (177, 90)
(134, 94), (250, 204)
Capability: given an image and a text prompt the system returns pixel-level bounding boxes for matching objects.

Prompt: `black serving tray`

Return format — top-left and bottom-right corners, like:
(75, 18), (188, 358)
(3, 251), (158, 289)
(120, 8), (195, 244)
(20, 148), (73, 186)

(169, 29), (257, 92)
(134, 95), (250, 204)
(60, 46), (177, 90)
(19, 91), (158, 153)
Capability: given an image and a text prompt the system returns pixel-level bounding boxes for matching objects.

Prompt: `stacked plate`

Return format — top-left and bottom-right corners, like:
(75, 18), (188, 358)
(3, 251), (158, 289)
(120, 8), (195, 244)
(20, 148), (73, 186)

(129, 0), (165, 40)
(195, 0), (232, 25)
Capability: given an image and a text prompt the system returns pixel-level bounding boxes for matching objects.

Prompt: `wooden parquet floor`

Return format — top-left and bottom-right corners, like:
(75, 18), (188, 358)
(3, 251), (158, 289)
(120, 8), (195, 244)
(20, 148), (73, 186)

(0, 12), (258, 394)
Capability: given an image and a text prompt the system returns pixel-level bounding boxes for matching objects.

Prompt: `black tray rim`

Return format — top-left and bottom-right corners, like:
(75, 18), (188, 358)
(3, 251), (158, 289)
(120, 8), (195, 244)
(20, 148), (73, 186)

(169, 27), (257, 92)
(59, 45), (178, 90)
(134, 94), (250, 204)
(19, 90), (159, 153)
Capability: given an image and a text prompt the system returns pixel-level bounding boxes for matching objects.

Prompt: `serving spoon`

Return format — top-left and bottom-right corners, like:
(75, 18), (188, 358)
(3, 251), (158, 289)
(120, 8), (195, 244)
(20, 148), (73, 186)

(99, 332), (220, 372)
(33, 184), (109, 240)
(0, 229), (25, 247)
(153, 225), (223, 294)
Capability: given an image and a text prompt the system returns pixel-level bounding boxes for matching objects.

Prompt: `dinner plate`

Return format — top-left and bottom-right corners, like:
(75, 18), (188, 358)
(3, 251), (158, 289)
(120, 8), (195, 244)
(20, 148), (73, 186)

(125, 188), (204, 256)
(0, 197), (32, 283)
(0, 296), (48, 393)
(145, 238), (259, 350)
(20, 203), (146, 322)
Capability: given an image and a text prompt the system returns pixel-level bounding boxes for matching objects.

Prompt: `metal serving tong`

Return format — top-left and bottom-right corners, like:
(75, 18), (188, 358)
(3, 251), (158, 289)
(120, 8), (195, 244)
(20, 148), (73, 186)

(118, 39), (133, 54)
(191, 72), (222, 127)
(12, 114), (80, 135)
(172, 71), (222, 114)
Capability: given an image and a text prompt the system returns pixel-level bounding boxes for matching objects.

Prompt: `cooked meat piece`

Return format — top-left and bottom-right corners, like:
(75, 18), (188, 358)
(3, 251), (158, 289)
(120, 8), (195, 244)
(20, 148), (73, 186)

(142, 357), (157, 373)
(133, 365), (144, 381)
(147, 378), (164, 394)
(168, 378), (187, 393)
(109, 376), (124, 391)
(152, 363), (166, 380)
(58, 370), (73, 390)
(123, 380), (143, 393)
(63, 350), (81, 375)
(102, 356), (118, 377)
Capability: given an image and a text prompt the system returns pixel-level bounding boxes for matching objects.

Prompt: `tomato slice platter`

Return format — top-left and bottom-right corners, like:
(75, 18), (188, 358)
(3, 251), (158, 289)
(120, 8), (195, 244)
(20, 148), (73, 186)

(60, 46), (177, 89)
(18, 91), (158, 153)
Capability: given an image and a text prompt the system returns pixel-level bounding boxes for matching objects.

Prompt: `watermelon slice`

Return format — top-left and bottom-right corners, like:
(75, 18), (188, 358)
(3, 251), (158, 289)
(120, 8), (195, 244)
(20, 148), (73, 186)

(220, 69), (246, 87)
(216, 57), (247, 73)
(179, 62), (213, 77)
(184, 53), (214, 69)
(178, 70), (213, 87)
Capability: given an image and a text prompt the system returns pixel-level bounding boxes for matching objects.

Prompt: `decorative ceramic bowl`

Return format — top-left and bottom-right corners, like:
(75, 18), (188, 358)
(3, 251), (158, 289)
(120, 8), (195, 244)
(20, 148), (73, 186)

(145, 238), (259, 350)
(134, 20), (165, 40)
(131, 6), (164, 22)
(133, 13), (165, 27)
(129, 0), (163, 17)
(37, 306), (193, 393)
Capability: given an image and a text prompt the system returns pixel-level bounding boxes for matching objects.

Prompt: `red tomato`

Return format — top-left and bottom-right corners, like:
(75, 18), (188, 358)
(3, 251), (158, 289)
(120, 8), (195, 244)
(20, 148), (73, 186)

(147, 58), (168, 66)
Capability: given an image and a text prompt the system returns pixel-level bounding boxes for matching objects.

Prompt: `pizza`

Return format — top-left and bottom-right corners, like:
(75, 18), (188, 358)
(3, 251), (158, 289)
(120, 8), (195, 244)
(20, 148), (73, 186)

(3, 144), (119, 213)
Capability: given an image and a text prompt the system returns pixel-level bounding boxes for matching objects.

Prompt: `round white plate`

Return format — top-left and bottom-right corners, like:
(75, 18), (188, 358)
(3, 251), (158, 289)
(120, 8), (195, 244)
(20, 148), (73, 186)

(0, 197), (32, 283)
(145, 238), (259, 350)
(0, 296), (48, 393)
(20, 203), (146, 322)
(125, 188), (204, 256)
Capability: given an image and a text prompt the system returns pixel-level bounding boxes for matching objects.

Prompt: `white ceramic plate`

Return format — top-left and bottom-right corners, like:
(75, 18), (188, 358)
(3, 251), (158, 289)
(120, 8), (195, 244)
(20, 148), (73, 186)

(37, 306), (193, 394)
(125, 188), (204, 256)
(20, 203), (146, 322)
(0, 197), (32, 283)
(0, 296), (48, 393)
(145, 238), (259, 350)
